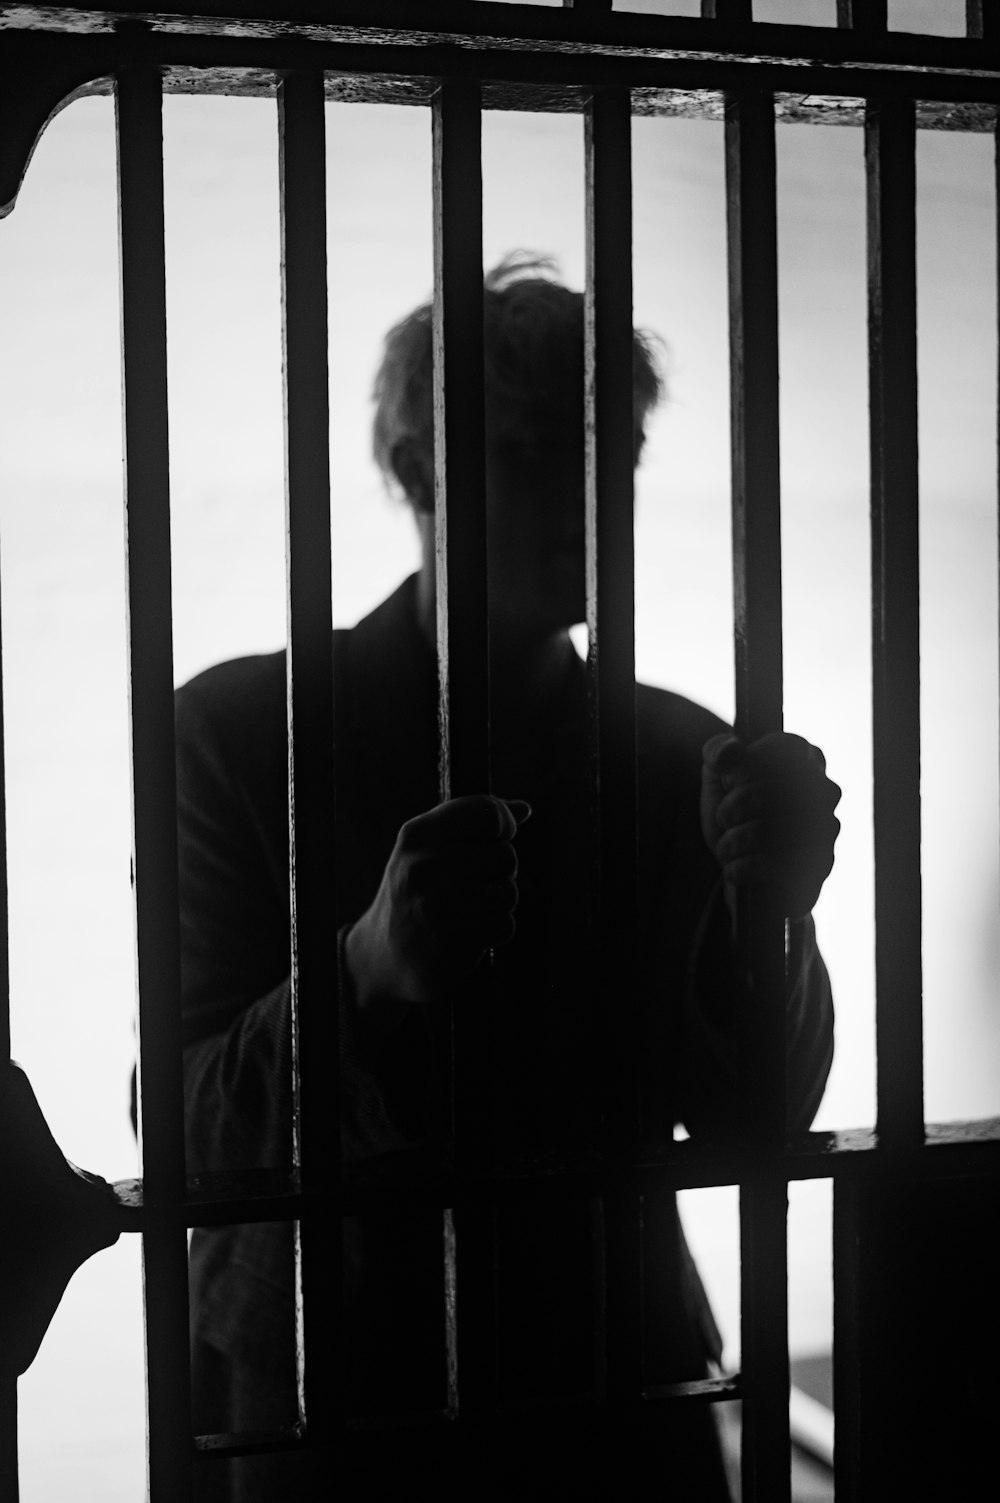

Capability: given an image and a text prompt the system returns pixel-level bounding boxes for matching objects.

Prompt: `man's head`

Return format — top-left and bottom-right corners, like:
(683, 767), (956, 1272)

(372, 252), (664, 510)
(372, 253), (664, 640)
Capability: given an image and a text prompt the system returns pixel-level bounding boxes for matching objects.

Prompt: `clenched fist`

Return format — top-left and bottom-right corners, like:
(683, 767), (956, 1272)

(700, 732), (841, 920)
(345, 794), (531, 1013)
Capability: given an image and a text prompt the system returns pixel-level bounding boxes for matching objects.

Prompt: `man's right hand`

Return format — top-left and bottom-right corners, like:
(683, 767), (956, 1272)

(345, 794), (531, 1016)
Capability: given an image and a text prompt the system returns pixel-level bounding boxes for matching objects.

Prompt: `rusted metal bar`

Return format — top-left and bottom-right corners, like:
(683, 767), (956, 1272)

(967, 0), (1000, 41)
(4, 0), (998, 67)
(115, 64), (192, 1502)
(865, 97), (924, 1149)
(724, 88), (790, 1503)
(432, 74), (496, 1426)
(6, 26), (1000, 194)
(278, 69), (341, 1450)
(584, 85), (641, 1407)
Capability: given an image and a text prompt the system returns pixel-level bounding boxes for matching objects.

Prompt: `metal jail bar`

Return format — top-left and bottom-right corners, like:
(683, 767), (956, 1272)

(116, 65), (193, 1502)
(0, 84), (15, 1470)
(865, 97), (925, 1151)
(830, 87), (925, 1499)
(0, 397), (14, 1503)
(723, 88), (791, 1503)
(431, 74), (497, 1425)
(278, 70), (341, 1456)
(583, 85), (642, 1413)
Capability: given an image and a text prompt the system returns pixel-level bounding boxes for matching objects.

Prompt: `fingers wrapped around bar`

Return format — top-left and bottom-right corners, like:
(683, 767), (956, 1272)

(700, 731), (841, 919)
(346, 794), (532, 1009)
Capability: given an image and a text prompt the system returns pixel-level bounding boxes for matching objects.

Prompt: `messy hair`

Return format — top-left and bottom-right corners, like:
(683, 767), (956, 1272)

(372, 252), (664, 499)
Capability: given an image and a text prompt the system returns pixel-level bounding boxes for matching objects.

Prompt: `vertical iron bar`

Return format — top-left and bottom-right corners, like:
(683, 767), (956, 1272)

(724, 89), (790, 1503)
(836, 0), (888, 30)
(584, 87), (641, 1408)
(278, 70), (340, 1451)
(865, 98), (924, 1149)
(0, 480), (14, 1497)
(0, 603), (7, 1072)
(832, 1177), (865, 1499)
(0, 1380), (15, 1502)
(115, 66), (192, 1502)
(433, 81), (490, 805)
(726, 97), (784, 773)
(966, 0), (999, 40)
(738, 1179), (789, 1503)
(725, 93), (787, 1130)
(700, 1), (753, 22)
(432, 76), (495, 1427)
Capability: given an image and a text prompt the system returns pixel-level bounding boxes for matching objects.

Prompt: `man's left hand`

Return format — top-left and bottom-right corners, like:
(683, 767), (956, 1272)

(700, 731), (841, 919)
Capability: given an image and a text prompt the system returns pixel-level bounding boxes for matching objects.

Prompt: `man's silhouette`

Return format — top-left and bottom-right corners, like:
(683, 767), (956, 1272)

(179, 255), (839, 1500)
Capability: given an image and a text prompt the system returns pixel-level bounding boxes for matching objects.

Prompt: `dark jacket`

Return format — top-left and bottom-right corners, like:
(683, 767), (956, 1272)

(178, 575), (833, 1499)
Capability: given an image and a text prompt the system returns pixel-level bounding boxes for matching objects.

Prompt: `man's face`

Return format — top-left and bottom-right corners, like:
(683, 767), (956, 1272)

(484, 402), (588, 642)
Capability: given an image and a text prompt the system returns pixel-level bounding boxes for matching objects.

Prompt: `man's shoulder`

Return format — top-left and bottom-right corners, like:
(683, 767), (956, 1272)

(636, 680), (730, 760)
(633, 683), (727, 867)
(177, 649), (288, 727)
(174, 652), (298, 800)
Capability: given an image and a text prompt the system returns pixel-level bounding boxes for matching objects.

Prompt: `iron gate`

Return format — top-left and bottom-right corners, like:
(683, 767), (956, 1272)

(1, 2), (999, 1499)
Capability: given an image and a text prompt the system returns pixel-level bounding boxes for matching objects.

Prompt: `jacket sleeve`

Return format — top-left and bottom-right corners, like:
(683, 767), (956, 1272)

(678, 881), (835, 1138)
(635, 685), (834, 1144)
(176, 668), (413, 1177)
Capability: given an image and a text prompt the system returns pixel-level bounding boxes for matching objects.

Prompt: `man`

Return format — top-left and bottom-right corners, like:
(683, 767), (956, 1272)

(180, 255), (839, 1499)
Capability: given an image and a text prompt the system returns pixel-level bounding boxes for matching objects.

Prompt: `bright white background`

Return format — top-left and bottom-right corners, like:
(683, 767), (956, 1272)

(1, 2), (997, 1494)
